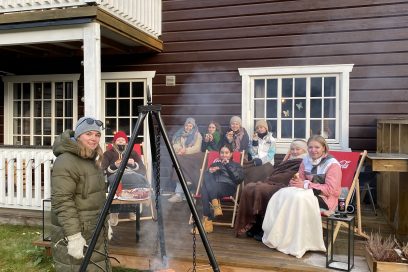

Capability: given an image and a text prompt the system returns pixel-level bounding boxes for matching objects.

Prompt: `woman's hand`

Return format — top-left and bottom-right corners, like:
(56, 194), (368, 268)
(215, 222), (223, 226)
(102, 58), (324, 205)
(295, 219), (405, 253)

(209, 166), (220, 173)
(221, 158), (229, 164)
(127, 158), (135, 165)
(226, 131), (234, 141)
(208, 134), (214, 141)
(289, 173), (303, 188)
(178, 147), (186, 155)
(204, 134), (210, 142)
(252, 132), (258, 140)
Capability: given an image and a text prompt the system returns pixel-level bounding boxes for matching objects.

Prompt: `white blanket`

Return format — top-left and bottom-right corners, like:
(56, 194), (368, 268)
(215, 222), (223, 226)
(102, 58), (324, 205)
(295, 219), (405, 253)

(262, 187), (326, 258)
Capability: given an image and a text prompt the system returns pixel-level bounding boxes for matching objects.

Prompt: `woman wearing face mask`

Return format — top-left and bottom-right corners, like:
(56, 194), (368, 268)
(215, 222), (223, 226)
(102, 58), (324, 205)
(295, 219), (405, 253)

(101, 130), (147, 225)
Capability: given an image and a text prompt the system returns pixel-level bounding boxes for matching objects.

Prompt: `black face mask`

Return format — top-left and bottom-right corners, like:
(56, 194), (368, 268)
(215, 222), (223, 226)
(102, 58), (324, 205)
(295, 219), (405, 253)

(117, 144), (126, 152)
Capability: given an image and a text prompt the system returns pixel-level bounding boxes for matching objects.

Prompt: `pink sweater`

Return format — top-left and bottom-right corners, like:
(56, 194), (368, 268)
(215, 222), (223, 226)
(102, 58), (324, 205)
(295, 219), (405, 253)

(297, 162), (342, 211)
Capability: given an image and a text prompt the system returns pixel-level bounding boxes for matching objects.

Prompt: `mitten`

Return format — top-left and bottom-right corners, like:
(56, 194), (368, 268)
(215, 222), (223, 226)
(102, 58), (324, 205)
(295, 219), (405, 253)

(67, 232), (86, 259)
(253, 158), (262, 166)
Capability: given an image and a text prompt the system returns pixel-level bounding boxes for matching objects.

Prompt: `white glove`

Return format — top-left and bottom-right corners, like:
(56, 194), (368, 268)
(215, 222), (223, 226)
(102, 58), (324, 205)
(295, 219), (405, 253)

(67, 232), (86, 259)
(108, 224), (113, 240)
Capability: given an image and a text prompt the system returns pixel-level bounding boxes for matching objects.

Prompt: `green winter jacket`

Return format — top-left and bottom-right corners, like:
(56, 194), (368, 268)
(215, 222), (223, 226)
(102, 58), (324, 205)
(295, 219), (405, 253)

(50, 130), (111, 272)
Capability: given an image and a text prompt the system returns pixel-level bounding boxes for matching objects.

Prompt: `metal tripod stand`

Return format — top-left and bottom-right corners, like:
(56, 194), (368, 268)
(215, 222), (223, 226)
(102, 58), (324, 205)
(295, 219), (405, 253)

(80, 94), (220, 272)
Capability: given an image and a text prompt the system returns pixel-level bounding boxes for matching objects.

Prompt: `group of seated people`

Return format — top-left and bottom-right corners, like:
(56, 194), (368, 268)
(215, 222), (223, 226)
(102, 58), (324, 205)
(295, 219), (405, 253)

(105, 116), (342, 259)
(165, 116), (342, 258)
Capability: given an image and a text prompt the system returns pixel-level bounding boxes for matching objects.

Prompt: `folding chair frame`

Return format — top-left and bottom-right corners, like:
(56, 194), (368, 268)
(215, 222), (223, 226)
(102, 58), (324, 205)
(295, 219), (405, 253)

(189, 150), (245, 228)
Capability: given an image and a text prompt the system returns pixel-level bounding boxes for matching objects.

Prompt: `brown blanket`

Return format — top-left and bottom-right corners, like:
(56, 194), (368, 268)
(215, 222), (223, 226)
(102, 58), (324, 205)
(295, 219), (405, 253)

(243, 162), (275, 185)
(235, 158), (303, 236)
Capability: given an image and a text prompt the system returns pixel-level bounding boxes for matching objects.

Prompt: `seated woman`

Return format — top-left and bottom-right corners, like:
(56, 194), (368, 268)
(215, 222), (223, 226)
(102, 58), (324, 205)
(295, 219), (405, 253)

(201, 121), (222, 152)
(168, 117), (203, 203)
(220, 116), (249, 154)
(262, 135), (342, 258)
(101, 130), (148, 226)
(244, 119), (276, 183)
(192, 144), (244, 234)
(235, 139), (308, 238)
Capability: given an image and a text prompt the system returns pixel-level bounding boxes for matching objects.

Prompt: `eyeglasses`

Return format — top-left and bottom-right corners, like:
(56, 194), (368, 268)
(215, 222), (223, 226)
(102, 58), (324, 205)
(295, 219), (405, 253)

(77, 118), (105, 129)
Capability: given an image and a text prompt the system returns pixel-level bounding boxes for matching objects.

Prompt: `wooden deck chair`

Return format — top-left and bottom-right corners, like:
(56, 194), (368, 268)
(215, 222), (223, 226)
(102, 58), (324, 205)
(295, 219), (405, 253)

(323, 150), (369, 242)
(189, 150), (245, 228)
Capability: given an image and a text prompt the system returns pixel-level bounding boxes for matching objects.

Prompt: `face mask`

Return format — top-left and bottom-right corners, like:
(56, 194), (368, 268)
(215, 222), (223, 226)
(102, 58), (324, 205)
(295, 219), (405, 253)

(117, 144), (126, 152)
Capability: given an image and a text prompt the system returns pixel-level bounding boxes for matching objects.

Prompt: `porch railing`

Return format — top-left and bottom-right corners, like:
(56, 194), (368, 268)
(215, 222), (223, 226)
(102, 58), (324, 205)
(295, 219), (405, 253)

(0, 0), (161, 38)
(0, 147), (54, 210)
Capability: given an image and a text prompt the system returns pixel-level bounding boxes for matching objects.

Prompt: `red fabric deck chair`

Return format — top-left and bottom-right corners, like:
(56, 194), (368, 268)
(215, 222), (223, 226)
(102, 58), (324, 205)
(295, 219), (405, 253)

(323, 150), (369, 242)
(189, 150), (245, 228)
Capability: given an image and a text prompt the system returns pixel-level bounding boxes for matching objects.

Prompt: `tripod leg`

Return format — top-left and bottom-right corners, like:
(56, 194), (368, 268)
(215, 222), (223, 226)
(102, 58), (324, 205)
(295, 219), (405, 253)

(152, 111), (220, 272)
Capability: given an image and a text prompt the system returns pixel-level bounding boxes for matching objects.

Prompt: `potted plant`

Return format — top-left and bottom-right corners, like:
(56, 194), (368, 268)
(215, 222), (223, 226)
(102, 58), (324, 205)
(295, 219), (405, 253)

(364, 231), (408, 272)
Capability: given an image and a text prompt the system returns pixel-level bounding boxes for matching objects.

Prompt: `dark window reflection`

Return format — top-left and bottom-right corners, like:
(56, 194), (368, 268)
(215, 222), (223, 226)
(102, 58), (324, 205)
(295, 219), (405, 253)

(266, 100), (277, 118)
(282, 78), (293, 97)
(267, 79), (277, 98)
(310, 99), (322, 118)
(254, 79), (265, 98)
(294, 120), (305, 138)
(295, 78), (306, 97)
(281, 120), (292, 138)
(324, 77), (336, 97)
(311, 77), (322, 97)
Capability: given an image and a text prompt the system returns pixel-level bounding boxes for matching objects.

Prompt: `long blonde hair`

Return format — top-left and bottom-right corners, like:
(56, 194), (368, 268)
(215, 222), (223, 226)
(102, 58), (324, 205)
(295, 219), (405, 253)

(307, 135), (329, 154)
(78, 142), (104, 168)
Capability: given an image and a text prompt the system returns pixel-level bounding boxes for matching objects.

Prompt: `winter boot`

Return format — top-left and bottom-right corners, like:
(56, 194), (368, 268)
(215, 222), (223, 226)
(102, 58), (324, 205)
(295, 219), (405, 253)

(191, 216), (214, 234)
(211, 199), (223, 216)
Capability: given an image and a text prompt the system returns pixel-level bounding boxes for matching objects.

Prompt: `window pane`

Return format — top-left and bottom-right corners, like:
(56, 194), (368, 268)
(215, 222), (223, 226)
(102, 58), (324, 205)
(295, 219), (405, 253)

(106, 100), (116, 116)
(65, 119), (73, 130)
(294, 120), (306, 138)
(267, 79), (277, 98)
(43, 119), (51, 134)
(254, 79), (265, 98)
(34, 101), (42, 117)
(14, 83), (21, 99)
(22, 83), (30, 99)
(119, 82), (130, 97)
(310, 99), (322, 118)
(294, 99), (305, 118)
(65, 101), (73, 117)
(132, 99), (143, 116)
(23, 119), (30, 134)
(43, 101), (51, 117)
(118, 99), (130, 116)
(55, 119), (63, 134)
(324, 99), (336, 118)
(65, 82), (73, 99)
(22, 136), (30, 145)
(281, 99), (292, 118)
(43, 137), (51, 146)
(55, 101), (63, 116)
(105, 118), (117, 136)
(34, 83), (42, 99)
(34, 136), (42, 146)
(254, 100), (264, 118)
(13, 136), (21, 145)
(326, 120), (336, 139)
(282, 78), (293, 97)
(295, 78), (306, 97)
(269, 120), (277, 137)
(310, 120), (322, 136)
(311, 77), (322, 97)
(119, 118), (130, 134)
(281, 120), (292, 138)
(106, 82), (116, 97)
(132, 82), (144, 97)
(34, 119), (42, 134)
(55, 82), (64, 99)
(13, 102), (21, 117)
(324, 77), (336, 97)
(266, 100), (277, 118)
(23, 102), (30, 117)
(13, 119), (21, 134)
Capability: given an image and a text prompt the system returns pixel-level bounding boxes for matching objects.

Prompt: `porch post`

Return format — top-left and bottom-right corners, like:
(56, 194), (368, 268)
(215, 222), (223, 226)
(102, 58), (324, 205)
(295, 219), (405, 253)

(83, 23), (102, 119)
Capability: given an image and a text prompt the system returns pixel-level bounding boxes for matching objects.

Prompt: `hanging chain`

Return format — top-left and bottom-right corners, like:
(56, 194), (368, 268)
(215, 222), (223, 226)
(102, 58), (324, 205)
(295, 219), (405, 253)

(103, 225), (110, 272)
(152, 125), (161, 258)
(192, 221), (197, 272)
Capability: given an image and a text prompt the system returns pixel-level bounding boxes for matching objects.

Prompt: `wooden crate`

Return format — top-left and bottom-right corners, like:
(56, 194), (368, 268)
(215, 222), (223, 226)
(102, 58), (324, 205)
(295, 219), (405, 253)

(376, 118), (408, 240)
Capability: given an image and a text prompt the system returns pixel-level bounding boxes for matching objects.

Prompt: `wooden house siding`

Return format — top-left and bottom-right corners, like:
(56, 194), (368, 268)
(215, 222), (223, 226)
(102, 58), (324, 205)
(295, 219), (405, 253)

(118, 0), (407, 151)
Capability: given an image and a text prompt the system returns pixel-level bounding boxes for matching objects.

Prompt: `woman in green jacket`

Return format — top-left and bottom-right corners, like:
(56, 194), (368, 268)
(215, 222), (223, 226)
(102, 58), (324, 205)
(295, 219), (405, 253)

(50, 116), (111, 271)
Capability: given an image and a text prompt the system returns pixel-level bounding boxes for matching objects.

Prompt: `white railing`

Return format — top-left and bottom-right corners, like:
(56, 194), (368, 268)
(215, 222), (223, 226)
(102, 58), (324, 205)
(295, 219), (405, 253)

(0, 0), (161, 38)
(0, 147), (54, 210)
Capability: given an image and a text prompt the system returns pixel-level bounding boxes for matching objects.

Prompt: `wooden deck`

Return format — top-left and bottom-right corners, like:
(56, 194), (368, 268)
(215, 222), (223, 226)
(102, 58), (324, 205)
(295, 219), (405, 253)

(108, 196), (392, 271)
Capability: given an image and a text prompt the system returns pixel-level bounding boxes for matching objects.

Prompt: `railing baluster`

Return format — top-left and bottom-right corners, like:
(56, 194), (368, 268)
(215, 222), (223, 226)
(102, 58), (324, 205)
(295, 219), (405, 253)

(0, 153), (5, 203)
(34, 153), (43, 207)
(16, 153), (23, 205)
(25, 153), (34, 207)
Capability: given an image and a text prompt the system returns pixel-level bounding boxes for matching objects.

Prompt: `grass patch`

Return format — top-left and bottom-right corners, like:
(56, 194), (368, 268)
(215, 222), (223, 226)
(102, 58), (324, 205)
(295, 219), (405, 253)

(0, 224), (143, 272)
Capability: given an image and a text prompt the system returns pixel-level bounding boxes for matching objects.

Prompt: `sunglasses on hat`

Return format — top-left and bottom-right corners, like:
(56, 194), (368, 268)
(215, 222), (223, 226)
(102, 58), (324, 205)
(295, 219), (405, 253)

(77, 118), (105, 129)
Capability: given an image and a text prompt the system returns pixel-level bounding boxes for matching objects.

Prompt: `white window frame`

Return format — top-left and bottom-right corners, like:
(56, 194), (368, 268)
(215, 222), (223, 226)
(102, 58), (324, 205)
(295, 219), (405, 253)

(3, 74), (79, 146)
(239, 64), (353, 153)
(101, 71), (155, 182)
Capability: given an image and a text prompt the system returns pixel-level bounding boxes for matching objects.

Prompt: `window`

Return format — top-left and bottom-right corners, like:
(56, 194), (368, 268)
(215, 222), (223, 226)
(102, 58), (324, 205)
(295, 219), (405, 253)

(239, 65), (353, 153)
(4, 74), (79, 146)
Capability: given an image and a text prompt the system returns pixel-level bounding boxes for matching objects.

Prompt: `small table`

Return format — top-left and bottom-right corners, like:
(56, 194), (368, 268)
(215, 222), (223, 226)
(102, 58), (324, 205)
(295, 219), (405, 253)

(110, 199), (144, 242)
(325, 214), (355, 272)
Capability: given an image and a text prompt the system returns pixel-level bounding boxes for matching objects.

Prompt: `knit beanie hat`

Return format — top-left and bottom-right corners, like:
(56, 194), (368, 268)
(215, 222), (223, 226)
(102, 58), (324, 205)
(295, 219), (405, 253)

(113, 130), (128, 143)
(74, 116), (102, 139)
(255, 120), (269, 131)
(184, 117), (196, 127)
(230, 116), (242, 125)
